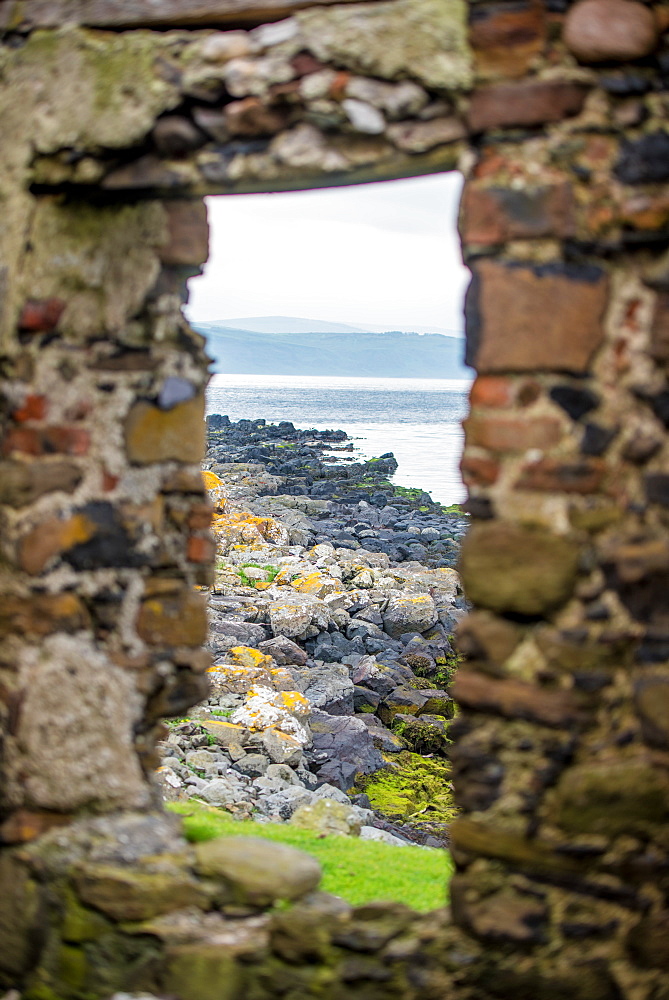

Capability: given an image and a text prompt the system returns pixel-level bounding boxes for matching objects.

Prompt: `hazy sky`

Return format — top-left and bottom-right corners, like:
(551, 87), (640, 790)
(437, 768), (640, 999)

(186, 172), (469, 334)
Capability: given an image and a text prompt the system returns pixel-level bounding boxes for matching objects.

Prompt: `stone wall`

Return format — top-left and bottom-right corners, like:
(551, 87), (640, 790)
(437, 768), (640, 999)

(1, 0), (669, 997)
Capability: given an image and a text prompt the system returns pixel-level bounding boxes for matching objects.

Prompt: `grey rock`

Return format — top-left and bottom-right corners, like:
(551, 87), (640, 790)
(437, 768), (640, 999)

(194, 836), (322, 906)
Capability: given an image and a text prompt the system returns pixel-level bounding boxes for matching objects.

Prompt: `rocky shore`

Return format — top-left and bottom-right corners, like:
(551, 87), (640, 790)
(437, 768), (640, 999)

(158, 417), (469, 848)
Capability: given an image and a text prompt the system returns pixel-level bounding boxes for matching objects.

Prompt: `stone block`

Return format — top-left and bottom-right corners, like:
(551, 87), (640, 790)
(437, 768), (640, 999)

(465, 259), (609, 374)
(461, 183), (574, 245)
(452, 669), (585, 727)
(0, 593), (90, 638)
(467, 79), (590, 132)
(163, 944), (244, 1000)
(137, 588), (208, 646)
(463, 414), (563, 452)
(516, 457), (607, 493)
(194, 836), (321, 906)
(459, 521), (580, 615)
(0, 853), (41, 979)
(125, 394), (206, 464)
(460, 453), (500, 487)
(547, 758), (669, 836)
(564, 0), (659, 64)
(627, 911), (669, 971)
(450, 875), (548, 944)
(74, 862), (208, 921)
(159, 200), (209, 267)
(0, 459), (82, 507)
(2, 427), (90, 458)
(634, 676), (669, 748)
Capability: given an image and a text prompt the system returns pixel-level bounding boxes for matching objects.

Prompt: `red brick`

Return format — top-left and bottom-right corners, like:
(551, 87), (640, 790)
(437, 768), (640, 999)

(465, 259), (609, 374)
(469, 375), (515, 408)
(186, 500), (213, 531)
(516, 457), (606, 493)
(461, 182), (575, 245)
(2, 426), (89, 457)
(470, 0), (546, 79)
(159, 201), (209, 268)
(102, 470), (119, 492)
(18, 298), (65, 333)
(461, 453), (501, 486)
(467, 79), (590, 132)
(186, 536), (216, 563)
(11, 395), (48, 423)
(464, 415), (563, 452)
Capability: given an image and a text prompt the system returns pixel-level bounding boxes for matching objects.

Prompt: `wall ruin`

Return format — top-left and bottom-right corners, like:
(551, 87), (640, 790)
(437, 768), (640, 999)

(1, 0), (669, 997)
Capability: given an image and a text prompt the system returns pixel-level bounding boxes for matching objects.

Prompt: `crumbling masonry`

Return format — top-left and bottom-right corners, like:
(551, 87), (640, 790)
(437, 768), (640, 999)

(1, 0), (669, 997)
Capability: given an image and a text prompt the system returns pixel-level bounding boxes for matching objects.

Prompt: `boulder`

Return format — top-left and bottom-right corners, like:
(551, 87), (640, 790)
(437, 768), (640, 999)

(290, 798), (362, 836)
(382, 593), (438, 639)
(194, 837), (322, 906)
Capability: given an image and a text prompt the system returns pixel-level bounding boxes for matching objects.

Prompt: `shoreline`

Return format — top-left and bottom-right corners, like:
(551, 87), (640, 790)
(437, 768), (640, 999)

(158, 416), (468, 847)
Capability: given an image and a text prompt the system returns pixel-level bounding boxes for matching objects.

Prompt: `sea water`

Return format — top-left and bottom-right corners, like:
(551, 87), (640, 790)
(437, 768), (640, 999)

(206, 374), (472, 505)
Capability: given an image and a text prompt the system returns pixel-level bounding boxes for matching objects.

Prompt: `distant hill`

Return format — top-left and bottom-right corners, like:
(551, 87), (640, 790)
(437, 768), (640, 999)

(195, 321), (471, 379)
(200, 315), (464, 338)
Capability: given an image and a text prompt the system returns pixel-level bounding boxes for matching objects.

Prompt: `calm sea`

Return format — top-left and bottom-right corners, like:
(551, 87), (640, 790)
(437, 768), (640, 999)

(206, 374), (472, 505)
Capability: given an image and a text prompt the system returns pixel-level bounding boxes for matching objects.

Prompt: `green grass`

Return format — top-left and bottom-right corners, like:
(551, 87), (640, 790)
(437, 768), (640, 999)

(168, 801), (452, 912)
(237, 562), (280, 587)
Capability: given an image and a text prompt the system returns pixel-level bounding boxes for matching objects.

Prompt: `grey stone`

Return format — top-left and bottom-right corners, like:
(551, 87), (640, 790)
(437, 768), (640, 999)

(194, 837), (322, 906)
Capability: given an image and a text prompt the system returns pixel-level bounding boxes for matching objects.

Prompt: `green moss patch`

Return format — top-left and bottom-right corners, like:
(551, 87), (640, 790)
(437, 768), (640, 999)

(358, 752), (457, 830)
(168, 801), (452, 912)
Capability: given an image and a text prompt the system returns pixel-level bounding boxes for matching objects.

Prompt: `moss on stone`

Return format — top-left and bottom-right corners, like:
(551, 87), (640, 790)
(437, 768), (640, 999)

(359, 752), (457, 826)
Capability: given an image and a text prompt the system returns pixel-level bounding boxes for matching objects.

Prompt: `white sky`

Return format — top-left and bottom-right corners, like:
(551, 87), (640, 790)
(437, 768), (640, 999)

(186, 172), (469, 334)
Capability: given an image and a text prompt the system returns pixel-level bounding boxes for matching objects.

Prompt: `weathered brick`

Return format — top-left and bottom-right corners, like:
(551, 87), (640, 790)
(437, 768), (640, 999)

(460, 521), (580, 615)
(517, 457), (607, 493)
(467, 79), (590, 132)
(18, 298), (65, 333)
(125, 394), (206, 465)
(1, 427), (90, 458)
(137, 588), (208, 646)
(461, 182), (574, 245)
(469, 0), (546, 79)
(461, 453), (501, 487)
(464, 414), (563, 452)
(11, 395), (48, 422)
(186, 535), (216, 563)
(159, 201), (209, 267)
(465, 260), (609, 374)
(469, 375), (515, 408)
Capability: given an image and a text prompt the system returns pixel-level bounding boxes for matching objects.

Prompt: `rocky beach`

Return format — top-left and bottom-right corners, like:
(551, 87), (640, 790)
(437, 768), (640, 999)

(158, 416), (469, 848)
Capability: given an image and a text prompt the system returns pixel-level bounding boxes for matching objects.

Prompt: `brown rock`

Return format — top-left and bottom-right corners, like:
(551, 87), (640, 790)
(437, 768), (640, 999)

(0, 460), (82, 508)
(650, 292), (669, 365)
(125, 394), (206, 464)
(152, 115), (206, 156)
(386, 117), (466, 152)
(2, 427), (90, 458)
(0, 853), (41, 978)
(467, 79), (590, 132)
(461, 182), (575, 245)
(459, 521), (580, 615)
(517, 457), (607, 493)
(0, 809), (73, 844)
(564, 0), (659, 64)
(469, 375), (515, 407)
(159, 201), (209, 267)
(469, 0), (546, 79)
(452, 669), (585, 727)
(225, 96), (292, 137)
(18, 514), (97, 575)
(194, 836), (321, 907)
(0, 593), (90, 638)
(465, 259), (609, 374)
(137, 588), (208, 646)
(455, 610), (523, 668)
(464, 414), (563, 452)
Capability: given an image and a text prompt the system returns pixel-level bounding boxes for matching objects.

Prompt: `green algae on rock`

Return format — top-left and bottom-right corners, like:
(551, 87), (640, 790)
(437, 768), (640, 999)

(359, 752), (457, 828)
